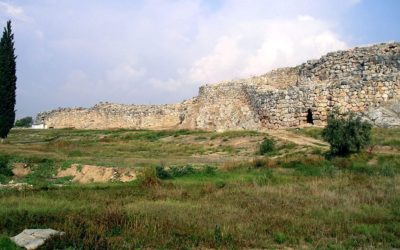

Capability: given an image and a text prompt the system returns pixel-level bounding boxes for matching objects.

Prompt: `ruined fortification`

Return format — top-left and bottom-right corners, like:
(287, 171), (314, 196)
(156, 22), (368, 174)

(36, 42), (400, 131)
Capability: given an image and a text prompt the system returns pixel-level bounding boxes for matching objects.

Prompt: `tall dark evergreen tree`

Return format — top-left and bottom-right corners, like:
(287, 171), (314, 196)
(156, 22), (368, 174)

(0, 20), (17, 140)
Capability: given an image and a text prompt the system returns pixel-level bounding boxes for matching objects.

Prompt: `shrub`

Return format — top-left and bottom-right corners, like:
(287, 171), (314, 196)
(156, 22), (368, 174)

(155, 165), (172, 179)
(274, 232), (287, 244)
(170, 165), (196, 177)
(203, 165), (216, 175)
(322, 110), (372, 156)
(259, 138), (276, 155)
(138, 167), (161, 187)
(155, 164), (217, 179)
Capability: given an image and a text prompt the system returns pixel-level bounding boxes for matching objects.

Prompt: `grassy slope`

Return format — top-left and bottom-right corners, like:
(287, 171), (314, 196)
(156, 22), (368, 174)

(0, 129), (265, 168)
(0, 128), (399, 249)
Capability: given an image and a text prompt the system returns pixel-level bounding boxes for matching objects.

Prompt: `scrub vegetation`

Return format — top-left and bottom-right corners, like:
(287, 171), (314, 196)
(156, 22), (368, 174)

(0, 128), (399, 249)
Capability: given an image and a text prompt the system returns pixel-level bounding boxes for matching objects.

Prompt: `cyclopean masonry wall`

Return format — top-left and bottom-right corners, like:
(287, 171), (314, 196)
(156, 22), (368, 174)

(36, 42), (400, 131)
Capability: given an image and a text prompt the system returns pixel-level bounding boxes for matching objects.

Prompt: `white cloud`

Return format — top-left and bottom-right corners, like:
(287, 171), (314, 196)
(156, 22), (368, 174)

(0, 1), (29, 21)
(187, 16), (347, 83)
(188, 36), (244, 82)
(0, 1), (23, 16)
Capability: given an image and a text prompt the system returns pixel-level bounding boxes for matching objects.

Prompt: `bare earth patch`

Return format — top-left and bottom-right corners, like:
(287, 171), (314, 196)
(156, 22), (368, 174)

(267, 129), (329, 148)
(372, 145), (400, 154)
(12, 163), (31, 177)
(57, 164), (136, 184)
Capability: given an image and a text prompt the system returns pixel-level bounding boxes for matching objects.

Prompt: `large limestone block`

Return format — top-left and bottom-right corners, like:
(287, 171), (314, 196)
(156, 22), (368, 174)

(11, 229), (65, 249)
(363, 99), (400, 127)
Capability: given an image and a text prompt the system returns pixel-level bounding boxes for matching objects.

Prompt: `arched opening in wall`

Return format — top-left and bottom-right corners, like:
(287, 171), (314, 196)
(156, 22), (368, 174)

(306, 109), (314, 125)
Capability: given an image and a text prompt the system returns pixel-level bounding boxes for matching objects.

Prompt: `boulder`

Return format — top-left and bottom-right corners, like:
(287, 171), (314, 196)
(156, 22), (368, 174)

(363, 99), (400, 127)
(11, 229), (65, 250)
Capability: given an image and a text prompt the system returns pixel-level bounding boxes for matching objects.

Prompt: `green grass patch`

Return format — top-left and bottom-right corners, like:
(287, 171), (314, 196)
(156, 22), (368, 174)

(0, 128), (399, 248)
(281, 156), (336, 177)
(372, 127), (400, 148)
(0, 235), (19, 250)
(210, 130), (261, 139)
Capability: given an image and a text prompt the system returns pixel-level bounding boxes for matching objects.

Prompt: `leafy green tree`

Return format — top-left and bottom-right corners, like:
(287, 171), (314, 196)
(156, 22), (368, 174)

(322, 109), (372, 156)
(0, 20), (17, 140)
(15, 116), (33, 127)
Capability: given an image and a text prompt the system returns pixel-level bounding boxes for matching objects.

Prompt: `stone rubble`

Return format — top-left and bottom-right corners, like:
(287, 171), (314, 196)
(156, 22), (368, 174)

(0, 182), (33, 190)
(36, 42), (400, 131)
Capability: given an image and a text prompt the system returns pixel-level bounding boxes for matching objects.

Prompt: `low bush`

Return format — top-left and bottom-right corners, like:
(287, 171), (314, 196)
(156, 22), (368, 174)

(170, 165), (196, 177)
(251, 158), (277, 168)
(274, 232), (287, 244)
(138, 167), (161, 187)
(322, 110), (372, 156)
(203, 165), (217, 175)
(155, 164), (217, 180)
(259, 138), (276, 155)
(155, 165), (172, 179)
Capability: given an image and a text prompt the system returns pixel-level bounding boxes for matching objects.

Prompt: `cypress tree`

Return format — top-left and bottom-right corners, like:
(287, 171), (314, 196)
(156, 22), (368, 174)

(0, 20), (17, 140)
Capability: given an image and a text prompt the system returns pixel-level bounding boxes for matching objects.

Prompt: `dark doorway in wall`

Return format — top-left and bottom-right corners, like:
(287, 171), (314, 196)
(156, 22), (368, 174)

(307, 109), (314, 124)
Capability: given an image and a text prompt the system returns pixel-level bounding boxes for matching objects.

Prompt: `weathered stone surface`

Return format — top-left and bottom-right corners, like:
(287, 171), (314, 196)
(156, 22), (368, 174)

(11, 229), (65, 250)
(36, 42), (400, 131)
(0, 182), (33, 190)
(363, 99), (400, 127)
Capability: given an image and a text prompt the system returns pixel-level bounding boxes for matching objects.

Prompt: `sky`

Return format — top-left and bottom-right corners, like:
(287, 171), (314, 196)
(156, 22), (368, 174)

(0, 0), (399, 118)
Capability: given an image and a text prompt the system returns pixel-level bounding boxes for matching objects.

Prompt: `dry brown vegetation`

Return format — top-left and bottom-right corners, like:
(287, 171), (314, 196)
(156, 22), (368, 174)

(0, 128), (399, 249)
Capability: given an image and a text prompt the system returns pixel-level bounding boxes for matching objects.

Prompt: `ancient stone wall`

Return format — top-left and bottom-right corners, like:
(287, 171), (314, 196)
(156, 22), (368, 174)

(180, 83), (260, 131)
(36, 42), (400, 130)
(245, 42), (400, 128)
(36, 102), (187, 130)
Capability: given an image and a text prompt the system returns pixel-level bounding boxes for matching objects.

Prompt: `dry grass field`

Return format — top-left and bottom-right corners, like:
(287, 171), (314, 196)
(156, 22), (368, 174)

(0, 128), (399, 249)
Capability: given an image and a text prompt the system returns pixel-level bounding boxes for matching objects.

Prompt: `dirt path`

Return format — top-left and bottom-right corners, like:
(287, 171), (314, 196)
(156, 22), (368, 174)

(370, 145), (400, 155)
(266, 129), (329, 149)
